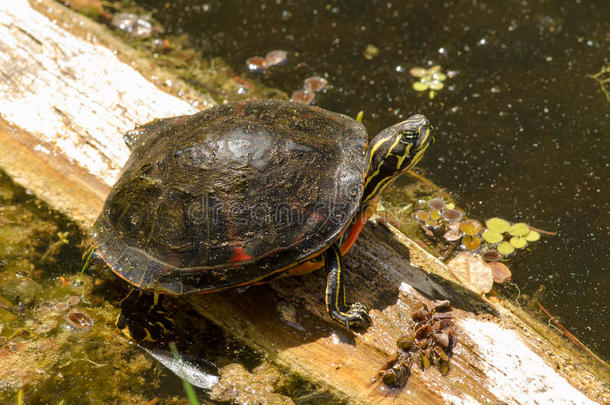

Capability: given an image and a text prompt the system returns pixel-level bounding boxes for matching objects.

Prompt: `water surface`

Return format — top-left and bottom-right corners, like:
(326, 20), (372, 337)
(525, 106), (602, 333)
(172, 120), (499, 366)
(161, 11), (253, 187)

(135, 0), (609, 358)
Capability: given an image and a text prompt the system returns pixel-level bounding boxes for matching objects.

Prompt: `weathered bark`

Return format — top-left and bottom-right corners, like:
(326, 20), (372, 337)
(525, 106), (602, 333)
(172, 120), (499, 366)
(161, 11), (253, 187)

(0, 1), (607, 404)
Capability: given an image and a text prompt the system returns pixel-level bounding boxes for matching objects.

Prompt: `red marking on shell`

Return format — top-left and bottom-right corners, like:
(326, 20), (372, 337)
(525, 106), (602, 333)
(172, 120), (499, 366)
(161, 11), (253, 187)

(229, 245), (253, 263)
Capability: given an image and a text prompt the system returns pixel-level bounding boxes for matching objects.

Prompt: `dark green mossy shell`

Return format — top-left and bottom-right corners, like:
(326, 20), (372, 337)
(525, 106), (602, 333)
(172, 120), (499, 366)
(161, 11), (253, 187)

(92, 100), (367, 294)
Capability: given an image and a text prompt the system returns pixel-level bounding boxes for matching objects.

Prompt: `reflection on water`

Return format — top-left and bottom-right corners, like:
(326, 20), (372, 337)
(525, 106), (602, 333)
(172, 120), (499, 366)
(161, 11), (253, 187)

(131, 0), (609, 358)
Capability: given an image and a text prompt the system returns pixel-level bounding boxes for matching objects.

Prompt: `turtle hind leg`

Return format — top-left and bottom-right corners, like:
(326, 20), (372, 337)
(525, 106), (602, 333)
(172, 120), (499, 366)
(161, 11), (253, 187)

(116, 289), (174, 341)
(324, 243), (371, 331)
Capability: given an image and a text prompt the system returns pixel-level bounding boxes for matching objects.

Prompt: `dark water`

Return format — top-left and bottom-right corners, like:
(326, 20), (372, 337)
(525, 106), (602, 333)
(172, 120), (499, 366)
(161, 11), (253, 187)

(132, 0), (609, 357)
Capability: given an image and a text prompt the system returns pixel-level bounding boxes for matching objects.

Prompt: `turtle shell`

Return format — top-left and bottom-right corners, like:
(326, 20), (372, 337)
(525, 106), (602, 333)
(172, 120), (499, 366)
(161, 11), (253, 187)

(92, 99), (368, 294)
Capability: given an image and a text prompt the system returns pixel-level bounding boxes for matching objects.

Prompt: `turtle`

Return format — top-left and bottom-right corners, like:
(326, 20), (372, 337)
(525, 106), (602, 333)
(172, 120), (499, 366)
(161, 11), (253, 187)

(91, 99), (434, 340)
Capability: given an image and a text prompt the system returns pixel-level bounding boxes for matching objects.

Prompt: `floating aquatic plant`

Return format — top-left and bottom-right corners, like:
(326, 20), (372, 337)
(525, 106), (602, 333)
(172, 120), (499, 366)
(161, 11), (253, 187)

(246, 49), (288, 72)
(410, 65), (448, 99)
(413, 198), (552, 291)
(291, 75), (328, 105)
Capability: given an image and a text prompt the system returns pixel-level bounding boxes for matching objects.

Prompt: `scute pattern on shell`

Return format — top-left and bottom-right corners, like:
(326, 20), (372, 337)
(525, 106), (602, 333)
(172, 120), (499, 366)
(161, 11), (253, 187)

(92, 100), (368, 294)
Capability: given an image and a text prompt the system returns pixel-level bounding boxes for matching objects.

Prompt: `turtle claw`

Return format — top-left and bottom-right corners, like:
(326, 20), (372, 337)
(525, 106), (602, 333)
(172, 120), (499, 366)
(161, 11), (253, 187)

(330, 302), (371, 331)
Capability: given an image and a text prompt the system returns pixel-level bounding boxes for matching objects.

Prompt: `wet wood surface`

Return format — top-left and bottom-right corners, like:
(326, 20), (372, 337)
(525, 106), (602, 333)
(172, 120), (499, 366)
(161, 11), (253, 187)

(0, 1), (608, 403)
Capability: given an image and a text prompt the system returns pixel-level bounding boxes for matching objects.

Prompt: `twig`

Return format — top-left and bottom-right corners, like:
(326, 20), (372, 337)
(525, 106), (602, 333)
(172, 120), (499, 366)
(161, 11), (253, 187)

(537, 302), (608, 368)
(527, 225), (557, 236)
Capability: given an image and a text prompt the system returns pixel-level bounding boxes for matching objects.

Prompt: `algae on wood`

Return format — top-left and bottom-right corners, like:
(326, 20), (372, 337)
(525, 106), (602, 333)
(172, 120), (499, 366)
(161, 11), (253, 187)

(0, 1), (607, 404)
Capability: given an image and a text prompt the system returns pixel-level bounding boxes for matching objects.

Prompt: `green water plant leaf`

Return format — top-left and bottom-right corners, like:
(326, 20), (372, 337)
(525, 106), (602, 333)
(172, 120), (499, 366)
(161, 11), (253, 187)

(497, 241), (515, 256)
(508, 222), (529, 236)
(524, 230), (540, 242)
(509, 236), (527, 249)
(413, 81), (429, 91)
(482, 229), (503, 244)
(485, 217), (511, 233)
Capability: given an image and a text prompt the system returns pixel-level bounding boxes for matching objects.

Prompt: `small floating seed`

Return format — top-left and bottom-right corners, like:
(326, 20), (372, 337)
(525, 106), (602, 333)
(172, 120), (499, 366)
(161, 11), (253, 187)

(66, 310), (94, 331)
(428, 198), (446, 211)
(265, 50), (288, 67)
(482, 250), (501, 262)
(54, 302), (69, 312)
(290, 90), (315, 105)
(443, 209), (463, 222)
(303, 76), (328, 92)
(414, 210), (429, 221)
(246, 56), (269, 72)
(66, 296), (80, 306)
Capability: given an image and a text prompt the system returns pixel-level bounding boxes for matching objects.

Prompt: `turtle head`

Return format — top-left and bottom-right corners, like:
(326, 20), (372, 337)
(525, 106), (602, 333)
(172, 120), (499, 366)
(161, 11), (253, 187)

(362, 114), (434, 204)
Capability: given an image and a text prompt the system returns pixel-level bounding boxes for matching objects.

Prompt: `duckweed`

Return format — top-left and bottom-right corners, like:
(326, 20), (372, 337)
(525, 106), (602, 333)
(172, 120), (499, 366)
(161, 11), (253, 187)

(497, 241), (515, 256)
(524, 230), (541, 242)
(508, 222), (530, 236)
(485, 217), (511, 233)
(509, 236), (527, 249)
(482, 229), (503, 244)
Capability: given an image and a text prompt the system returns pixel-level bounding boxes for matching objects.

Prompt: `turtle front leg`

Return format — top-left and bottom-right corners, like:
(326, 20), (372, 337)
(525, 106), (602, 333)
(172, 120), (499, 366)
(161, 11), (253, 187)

(324, 243), (371, 330)
(116, 289), (174, 341)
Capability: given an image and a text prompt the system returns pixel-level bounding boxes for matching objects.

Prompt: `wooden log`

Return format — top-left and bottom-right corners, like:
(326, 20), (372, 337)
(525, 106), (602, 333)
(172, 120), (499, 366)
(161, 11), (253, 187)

(0, 1), (607, 403)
